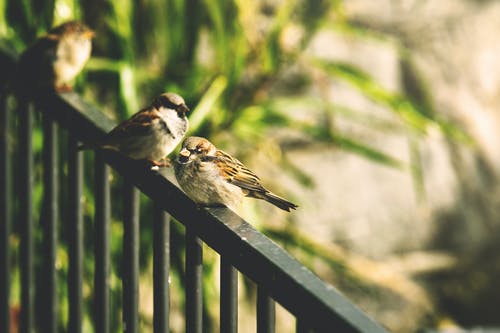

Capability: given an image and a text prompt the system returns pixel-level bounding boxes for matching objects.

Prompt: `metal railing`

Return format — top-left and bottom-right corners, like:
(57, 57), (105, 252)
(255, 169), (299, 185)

(0, 89), (388, 332)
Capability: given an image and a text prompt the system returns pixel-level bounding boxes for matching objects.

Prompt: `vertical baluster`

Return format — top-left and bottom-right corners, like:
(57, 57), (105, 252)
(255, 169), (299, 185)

(220, 257), (238, 333)
(257, 288), (275, 333)
(123, 181), (139, 333)
(185, 229), (203, 333)
(296, 319), (314, 333)
(19, 101), (34, 333)
(41, 112), (59, 333)
(68, 134), (83, 333)
(94, 154), (110, 333)
(153, 204), (170, 333)
(0, 92), (11, 333)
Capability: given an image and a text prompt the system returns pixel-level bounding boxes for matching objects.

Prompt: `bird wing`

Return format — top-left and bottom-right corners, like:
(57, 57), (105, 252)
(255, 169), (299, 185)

(102, 108), (159, 145)
(17, 36), (58, 87)
(214, 150), (267, 193)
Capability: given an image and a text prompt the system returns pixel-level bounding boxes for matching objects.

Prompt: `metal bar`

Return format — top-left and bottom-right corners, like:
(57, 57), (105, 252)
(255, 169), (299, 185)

(257, 288), (275, 333)
(94, 154), (110, 333)
(19, 102), (34, 333)
(153, 204), (170, 333)
(90, 149), (386, 333)
(41, 112), (59, 333)
(220, 257), (238, 333)
(123, 181), (139, 333)
(36, 92), (388, 333)
(0, 92), (11, 333)
(296, 319), (314, 333)
(68, 134), (83, 333)
(185, 229), (203, 333)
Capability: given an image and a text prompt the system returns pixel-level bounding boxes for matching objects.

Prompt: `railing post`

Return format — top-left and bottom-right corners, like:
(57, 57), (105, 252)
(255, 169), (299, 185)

(296, 320), (314, 333)
(123, 181), (139, 333)
(41, 111), (59, 333)
(220, 257), (238, 333)
(19, 101), (34, 333)
(94, 154), (110, 333)
(153, 204), (170, 333)
(24, 92), (388, 333)
(0, 92), (11, 333)
(257, 287), (275, 333)
(185, 229), (203, 333)
(68, 134), (83, 333)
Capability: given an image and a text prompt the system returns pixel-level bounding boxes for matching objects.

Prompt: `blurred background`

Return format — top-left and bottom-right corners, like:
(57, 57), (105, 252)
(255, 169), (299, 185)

(2, 0), (500, 332)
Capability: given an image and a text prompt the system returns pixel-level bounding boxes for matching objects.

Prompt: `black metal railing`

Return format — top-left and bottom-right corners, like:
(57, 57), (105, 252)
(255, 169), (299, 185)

(0, 89), (388, 333)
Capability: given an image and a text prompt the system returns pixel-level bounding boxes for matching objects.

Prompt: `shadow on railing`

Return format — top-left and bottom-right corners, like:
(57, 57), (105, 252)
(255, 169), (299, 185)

(0, 88), (388, 332)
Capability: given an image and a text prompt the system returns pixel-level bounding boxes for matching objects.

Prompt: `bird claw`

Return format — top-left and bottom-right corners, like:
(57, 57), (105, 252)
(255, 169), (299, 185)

(55, 84), (73, 93)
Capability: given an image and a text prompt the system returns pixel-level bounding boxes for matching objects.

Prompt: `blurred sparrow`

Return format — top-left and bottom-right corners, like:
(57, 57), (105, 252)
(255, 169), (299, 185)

(174, 136), (298, 212)
(16, 20), (94, 94)
(81, 92), (189, 167)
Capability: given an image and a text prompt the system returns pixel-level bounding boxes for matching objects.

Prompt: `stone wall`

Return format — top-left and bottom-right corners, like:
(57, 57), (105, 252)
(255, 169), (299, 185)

(257, 1), (500, 331)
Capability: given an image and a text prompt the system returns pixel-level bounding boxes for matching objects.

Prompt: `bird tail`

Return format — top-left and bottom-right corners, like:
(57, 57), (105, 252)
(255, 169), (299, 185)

(254, 191), (298, 212)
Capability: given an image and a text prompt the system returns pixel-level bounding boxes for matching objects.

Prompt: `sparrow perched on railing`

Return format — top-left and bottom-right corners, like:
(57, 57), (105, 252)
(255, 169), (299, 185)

(81, 92), (189, 167)
(174, 136), (298, 212)
(15, 20), (94, 94)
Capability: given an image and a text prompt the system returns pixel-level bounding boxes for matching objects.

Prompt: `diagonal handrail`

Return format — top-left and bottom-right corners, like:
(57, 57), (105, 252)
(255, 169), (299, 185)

(34, 91), (388, 332)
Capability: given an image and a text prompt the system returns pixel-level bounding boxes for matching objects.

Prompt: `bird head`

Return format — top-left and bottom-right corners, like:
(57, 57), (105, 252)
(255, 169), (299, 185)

(177, 136), (216, 164)
(153, 92), (190, 116)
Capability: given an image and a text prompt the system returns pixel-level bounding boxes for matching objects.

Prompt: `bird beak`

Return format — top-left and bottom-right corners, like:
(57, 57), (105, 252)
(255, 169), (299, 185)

(177, 148), (191, 164)
(46, 33), (60, 41)
(178, 104), (189, 114)
(83, 30), (95, 39)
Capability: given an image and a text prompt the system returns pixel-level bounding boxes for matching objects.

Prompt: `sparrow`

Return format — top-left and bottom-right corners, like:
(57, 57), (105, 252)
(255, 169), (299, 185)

(80, 92), (189, 167)
(15, 20), (94, 94)
(174, 136), (298, 212)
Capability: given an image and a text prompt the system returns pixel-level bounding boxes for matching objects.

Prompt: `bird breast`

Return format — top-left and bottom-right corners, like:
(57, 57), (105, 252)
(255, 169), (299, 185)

(54, 37), (92, 83)
(157, 107), (188, 138)
(142, 108), (187, 160)
(176, 159), (243, 209)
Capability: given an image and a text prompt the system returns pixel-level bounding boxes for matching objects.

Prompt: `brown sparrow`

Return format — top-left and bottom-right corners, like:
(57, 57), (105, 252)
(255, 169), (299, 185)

(81, 92), (189, 167)
(174, 136), (298, 212)
(16, 20), (94, 94)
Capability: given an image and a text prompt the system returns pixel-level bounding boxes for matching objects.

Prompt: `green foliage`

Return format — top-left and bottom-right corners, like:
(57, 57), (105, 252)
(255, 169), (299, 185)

(0, 0), (468, 164)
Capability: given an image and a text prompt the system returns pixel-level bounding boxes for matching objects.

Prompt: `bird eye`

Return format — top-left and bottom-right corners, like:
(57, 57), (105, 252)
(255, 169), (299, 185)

(194, 147), (202, 154)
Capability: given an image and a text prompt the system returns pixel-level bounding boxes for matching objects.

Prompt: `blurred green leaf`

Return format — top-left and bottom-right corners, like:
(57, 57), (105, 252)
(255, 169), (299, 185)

(85, 57), (123, 72)
(53, 0), (80, 24)
(311, 59), (430, 130)
(188, 75), (228, 133)
(231, 105), (293, 141)
(333, 134), (407, 169)
(118, 62), (138, 114)
(281, 155), (316, 188)
(0, 0), (7, 36)
(311, 58), (472, 143)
